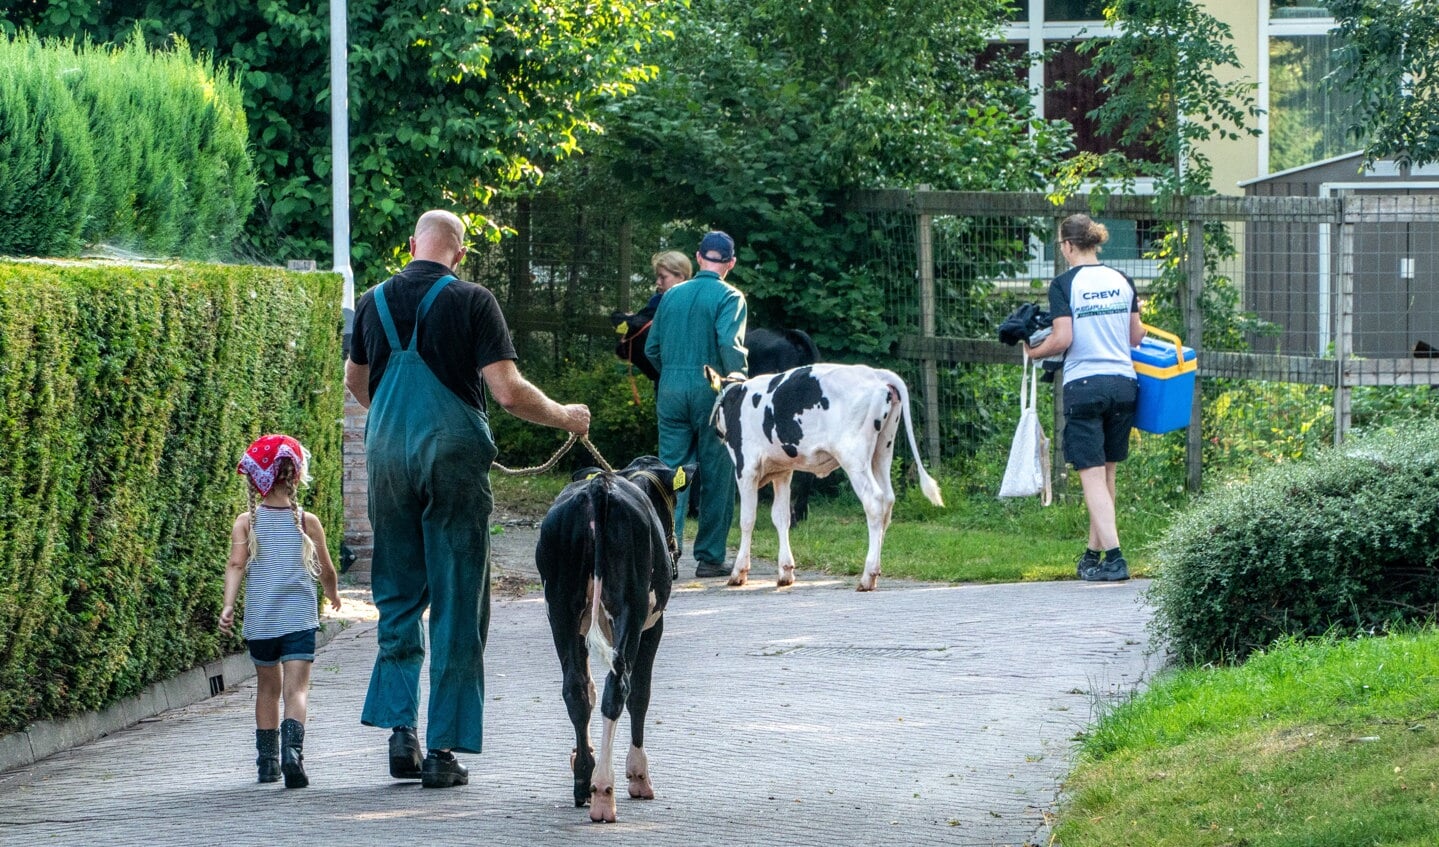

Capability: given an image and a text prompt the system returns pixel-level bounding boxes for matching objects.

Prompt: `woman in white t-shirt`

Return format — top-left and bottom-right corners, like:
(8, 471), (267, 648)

(1025, 214), (1146, 581)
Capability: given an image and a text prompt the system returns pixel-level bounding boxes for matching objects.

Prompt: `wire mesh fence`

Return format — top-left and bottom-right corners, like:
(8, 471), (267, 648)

(854, 189), (1439, 494)
(440, 188), (1439, 494)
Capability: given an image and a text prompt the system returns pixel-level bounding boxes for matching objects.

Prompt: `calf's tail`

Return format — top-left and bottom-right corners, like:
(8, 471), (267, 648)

(584, 479), (617, 672)
(884, 370), (944, 507)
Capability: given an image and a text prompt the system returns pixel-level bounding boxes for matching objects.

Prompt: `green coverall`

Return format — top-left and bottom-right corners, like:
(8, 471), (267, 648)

(644, 269), (748, 568)
(359, 277), (497, 754)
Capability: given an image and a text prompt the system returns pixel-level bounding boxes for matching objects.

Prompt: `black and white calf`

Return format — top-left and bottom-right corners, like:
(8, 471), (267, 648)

(535, 456), (694, 823)
(706, 364), (943, 591)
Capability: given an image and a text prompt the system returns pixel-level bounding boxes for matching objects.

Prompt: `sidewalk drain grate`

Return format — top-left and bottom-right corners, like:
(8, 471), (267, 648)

(208, 674), (225, 696)
(762, 646), (951, 660)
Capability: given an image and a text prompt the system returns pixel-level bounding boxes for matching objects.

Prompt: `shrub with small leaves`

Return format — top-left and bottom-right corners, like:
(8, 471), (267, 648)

(1149, 421), (1439, 665)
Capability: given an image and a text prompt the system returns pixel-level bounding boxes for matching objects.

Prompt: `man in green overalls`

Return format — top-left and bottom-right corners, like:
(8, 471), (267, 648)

(345, 210), (590, 788)
(645, 231), (748, 578)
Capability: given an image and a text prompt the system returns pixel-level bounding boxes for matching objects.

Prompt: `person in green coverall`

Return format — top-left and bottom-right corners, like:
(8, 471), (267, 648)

(645, 231), (748, 578)
(345, 209), (590, 788)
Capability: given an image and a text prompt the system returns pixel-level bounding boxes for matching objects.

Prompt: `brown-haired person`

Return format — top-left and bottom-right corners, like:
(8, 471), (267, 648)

(345, 209), (590, 788)
(1025, 214), (1145, 581)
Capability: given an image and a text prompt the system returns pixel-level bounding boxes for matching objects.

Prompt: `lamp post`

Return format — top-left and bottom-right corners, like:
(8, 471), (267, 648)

(331, 0), (354, 353)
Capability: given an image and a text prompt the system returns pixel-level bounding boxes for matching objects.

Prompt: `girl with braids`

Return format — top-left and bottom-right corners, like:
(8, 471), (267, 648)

(221, 434), (342, 788)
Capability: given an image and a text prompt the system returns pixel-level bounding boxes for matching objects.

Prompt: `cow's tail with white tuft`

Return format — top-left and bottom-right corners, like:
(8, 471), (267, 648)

(585, 477), (617, 673)
(883, 369), (944, 507)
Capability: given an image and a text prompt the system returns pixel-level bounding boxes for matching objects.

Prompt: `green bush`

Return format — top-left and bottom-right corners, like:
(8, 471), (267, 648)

(0, 34), (96, 256)
(488, 358), (659, 473)
(0, 31), (255, 259)
(1149, 421), (1439, 665)
(0, 260), (340, 732)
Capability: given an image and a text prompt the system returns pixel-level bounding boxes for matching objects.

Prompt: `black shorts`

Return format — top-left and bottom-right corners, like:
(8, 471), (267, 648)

(247, 627), (318, 666)
(1062, 375), (1138, 470)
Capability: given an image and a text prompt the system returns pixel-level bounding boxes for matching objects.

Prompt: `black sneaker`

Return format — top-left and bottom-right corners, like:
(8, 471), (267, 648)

(389, 727), (422, 780)
(695, 561), (730, 578)
(1075, 549), (1101, 578)
(421, 751), (469, 788)
(1081, 556), (1130, 582)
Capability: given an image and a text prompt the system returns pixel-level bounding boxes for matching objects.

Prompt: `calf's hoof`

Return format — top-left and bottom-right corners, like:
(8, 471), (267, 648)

(626, 769), (654, 799)
(589, 785), (618, 823)
(726, 569), (749, 587)
(776, 566), (795, 588)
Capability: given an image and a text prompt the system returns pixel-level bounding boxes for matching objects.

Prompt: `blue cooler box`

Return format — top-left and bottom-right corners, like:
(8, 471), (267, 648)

(1130, 326), (1197, 434)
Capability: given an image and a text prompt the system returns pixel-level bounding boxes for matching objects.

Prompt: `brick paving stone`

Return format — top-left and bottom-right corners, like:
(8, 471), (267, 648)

(0, 532), (1153, 847)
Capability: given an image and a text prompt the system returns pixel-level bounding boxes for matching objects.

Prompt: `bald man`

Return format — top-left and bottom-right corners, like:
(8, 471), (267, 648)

(346, 209), (589, 788)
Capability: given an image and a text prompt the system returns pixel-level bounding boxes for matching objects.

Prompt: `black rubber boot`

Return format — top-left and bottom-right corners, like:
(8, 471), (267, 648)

(389, 726), (422, 779)
(420, 750), (469, 788)
(280, 718), (308, 788)
(255, 729), (280, 783)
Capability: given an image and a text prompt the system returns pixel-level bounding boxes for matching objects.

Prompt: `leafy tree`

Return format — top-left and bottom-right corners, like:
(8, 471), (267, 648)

(547, 0), (1071, 356)
(1329, 0), (1439, 168)
(1062, 0), (1267, 353)
(6, 1), (662, 282)
(1074, 0), (1262, 196)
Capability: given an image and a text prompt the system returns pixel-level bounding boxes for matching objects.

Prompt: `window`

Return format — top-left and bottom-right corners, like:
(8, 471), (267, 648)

(1271, 0), (1330, 19)
(1045, 41), (1161, 161)
(1046, 0), (1107, 21)
(1269, 34), (1360, 172)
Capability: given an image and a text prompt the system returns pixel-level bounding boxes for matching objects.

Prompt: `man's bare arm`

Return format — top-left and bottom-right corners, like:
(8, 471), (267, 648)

(482, 359), (590, 434)
(345, 360), (371, 408)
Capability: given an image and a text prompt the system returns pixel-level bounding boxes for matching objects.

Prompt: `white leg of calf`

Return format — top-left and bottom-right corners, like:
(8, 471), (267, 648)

(589, 716), (619, 823)
(771, 475), (796, 587)
(730, 479), (760, 587)
(625, 744), (654, 800)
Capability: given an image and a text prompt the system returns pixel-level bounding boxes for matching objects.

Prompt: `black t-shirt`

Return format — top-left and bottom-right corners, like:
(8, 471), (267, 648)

(349, 260), (517, 410)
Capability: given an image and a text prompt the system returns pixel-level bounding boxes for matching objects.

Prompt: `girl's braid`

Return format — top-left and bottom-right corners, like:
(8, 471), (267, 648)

(281, 463), (322, 579)
(245, 486), (260, 568)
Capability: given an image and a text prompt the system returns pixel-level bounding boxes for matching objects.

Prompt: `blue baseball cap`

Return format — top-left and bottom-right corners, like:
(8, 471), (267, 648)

(697, 231), (735, 262)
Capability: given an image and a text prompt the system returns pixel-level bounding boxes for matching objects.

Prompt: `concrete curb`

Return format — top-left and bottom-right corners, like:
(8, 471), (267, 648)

(0, 618), (349, 775)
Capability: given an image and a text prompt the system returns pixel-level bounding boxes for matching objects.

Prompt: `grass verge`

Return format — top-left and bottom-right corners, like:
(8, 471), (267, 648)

(1055, 630), (1439, 846)
(492, 469), (1173, 583)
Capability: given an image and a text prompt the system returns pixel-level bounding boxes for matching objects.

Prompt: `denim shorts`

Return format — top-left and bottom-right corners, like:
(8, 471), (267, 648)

(1062, 375), (1138, 470)
(247, 627), (318, 666)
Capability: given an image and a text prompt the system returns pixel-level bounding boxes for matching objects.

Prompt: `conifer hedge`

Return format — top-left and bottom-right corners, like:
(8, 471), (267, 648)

(0, 32), (254, 259)
(0, 260), (340, 733)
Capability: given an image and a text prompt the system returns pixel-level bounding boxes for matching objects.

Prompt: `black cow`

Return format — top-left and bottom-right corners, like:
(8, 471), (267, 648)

(610, 306), (661, 382)
(535, 456), (695, 823)
(608, 318), (820, 393)
(746, 327), (821, 377)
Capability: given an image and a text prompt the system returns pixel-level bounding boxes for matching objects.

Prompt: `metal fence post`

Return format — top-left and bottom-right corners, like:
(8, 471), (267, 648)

(1334, 199), (1354, 443)
(1184, 217), (1205, 493)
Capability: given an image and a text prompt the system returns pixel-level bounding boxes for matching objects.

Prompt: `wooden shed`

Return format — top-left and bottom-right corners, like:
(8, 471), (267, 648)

(1241, 153), (1439, 358)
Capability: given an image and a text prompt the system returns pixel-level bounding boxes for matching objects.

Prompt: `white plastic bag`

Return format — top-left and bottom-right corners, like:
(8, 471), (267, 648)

(998, 353), (1052, 505)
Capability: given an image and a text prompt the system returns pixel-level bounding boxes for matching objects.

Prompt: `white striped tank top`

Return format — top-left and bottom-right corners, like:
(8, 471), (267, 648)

(242, 505), (320, 640)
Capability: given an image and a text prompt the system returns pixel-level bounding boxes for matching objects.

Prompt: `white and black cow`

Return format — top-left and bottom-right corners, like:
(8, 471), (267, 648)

(706, 364), (943, 591)
(535, 456), (694, 823)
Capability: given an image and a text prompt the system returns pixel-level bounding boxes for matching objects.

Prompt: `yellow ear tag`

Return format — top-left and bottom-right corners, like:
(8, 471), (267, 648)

(615, 321), (629, 335)
(586, 472), (600, 480)
(672, 467), (686, 490)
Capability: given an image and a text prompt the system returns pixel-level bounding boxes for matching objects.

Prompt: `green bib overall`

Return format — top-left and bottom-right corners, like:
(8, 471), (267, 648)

(359, 275), (497, 754)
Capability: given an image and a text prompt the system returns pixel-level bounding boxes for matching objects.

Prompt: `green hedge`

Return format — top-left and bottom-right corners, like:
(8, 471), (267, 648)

(0, 31), (255, 259)
(1149, 421), (1439, 665)
(0, 260), (340, 733)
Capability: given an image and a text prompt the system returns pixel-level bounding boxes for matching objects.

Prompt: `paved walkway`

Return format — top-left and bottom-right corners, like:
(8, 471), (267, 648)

(0, 528), (1154, 847)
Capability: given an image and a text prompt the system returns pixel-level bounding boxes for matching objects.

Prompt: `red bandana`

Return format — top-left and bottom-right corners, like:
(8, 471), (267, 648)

(238, 434), (310, 496)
